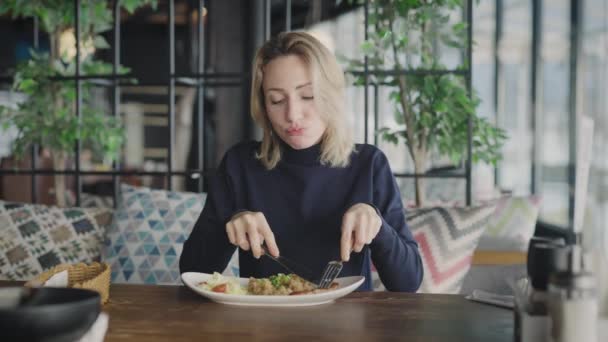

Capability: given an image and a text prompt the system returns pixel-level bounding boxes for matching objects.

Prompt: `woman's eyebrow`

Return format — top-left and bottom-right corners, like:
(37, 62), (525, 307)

(296, 82), (312, 89)
(267, 82), (312, 93)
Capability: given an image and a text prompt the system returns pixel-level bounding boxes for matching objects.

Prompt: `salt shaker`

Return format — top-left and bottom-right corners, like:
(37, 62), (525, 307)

(548, 245), (598, 342)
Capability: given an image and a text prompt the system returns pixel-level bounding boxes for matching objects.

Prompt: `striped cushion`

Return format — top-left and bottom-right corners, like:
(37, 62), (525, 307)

(408, 204), (497, 293)
(477, 196), (541, 252)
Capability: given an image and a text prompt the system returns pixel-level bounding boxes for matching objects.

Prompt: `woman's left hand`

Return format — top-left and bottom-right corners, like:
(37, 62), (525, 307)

(340, 203), (382, 262)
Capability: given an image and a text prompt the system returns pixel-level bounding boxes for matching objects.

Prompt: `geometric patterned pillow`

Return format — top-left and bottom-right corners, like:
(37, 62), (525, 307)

(407, 204), (497, 294)
(0, 200), (112, 281)
(101, 184), (206, 285)
(477, 195), (541, 252)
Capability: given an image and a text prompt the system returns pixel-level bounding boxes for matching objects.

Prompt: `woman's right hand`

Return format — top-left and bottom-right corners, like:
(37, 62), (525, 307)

(225, 211), (280, 259)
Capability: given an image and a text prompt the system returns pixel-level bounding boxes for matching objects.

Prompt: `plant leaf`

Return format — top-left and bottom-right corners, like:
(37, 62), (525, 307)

(93, 36), (110, 49)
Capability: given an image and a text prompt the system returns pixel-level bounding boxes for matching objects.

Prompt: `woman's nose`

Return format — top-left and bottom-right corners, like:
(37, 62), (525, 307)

(285, 99), (303, 123)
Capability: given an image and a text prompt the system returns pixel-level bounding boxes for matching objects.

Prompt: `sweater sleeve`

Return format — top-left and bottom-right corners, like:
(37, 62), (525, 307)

(179, 152), (238, 274)
(368, 152), (423, 292)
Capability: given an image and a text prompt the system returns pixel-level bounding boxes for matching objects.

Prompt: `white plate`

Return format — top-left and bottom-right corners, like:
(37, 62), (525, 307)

(181, 272), (365, 307)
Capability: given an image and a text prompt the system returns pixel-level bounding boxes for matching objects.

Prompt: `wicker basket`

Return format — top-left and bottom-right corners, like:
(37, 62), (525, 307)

(25, 262), (111, 304)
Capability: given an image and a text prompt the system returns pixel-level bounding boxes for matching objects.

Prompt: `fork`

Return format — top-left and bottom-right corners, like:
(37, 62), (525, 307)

(317, 260), (343, 289)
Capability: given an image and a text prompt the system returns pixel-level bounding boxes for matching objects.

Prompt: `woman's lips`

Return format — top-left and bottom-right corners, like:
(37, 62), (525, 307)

(286, 127), (304, 136)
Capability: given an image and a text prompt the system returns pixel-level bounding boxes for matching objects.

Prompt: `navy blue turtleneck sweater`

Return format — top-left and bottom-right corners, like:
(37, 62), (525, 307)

(179, 141), (423, 291)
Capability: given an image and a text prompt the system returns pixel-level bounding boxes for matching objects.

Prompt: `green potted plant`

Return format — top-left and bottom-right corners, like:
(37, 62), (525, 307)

(342, 0), (507, 206)
(0, 0), (157, 206)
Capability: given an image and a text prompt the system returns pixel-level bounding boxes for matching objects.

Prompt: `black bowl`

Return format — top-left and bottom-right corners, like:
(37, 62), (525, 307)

(0, 287), (101, 342)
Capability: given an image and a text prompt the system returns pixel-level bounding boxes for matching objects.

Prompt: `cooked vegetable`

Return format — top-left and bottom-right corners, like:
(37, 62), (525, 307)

(269, 273), (291, 289)
(248, 274), (317, 295)
(212, 284), (227, 293)
(198, 272), (338, 296)
(198, 272), (247, 295)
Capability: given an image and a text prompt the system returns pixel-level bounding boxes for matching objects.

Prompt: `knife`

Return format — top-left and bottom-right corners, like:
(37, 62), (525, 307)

(260, 245), (318, 285)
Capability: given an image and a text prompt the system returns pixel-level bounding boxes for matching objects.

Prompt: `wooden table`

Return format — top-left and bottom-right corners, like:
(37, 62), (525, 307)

(104, 284), (512, 341)
(1, 282), (514, 341)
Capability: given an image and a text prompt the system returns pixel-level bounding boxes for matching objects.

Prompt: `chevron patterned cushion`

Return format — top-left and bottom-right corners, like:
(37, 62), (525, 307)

(79, 193), (114, 209)
(407, 204), (497, 293)
(0, 200), (112, 280)
(477, 196), (541, 252)
(102, 184), (206, 285)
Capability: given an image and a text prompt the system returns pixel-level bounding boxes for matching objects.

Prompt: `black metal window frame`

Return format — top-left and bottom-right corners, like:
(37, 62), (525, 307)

(0, 0), (475, 207)
(0, 0), (220, 208)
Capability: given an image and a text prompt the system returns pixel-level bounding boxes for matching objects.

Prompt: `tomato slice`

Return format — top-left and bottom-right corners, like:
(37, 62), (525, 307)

(212, 283), (227, 293)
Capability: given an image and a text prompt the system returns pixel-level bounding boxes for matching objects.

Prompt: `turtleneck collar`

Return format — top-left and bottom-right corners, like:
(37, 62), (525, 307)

(279, 139), (322, 165)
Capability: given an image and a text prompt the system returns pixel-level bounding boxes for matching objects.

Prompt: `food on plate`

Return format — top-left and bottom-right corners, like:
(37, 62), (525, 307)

(197, 272), (339, 295)
(198, 272), (247, 295)
(248, 273), (314, 295)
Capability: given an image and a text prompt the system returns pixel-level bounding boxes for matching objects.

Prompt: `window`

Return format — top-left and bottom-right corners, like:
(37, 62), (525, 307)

(496, 0), (533, 195)
(580, 0), (608, 243)
(538, 0), (571, 226)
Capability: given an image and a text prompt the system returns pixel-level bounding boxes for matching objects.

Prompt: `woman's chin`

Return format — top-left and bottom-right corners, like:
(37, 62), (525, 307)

(283, 136), (315, 150)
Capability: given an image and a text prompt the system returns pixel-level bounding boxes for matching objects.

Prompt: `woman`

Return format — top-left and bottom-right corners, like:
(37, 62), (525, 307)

(179, 32), (423, 291)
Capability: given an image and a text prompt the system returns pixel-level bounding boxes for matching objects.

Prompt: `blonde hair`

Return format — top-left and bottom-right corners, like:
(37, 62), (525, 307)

(250, 31), (354, 169)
